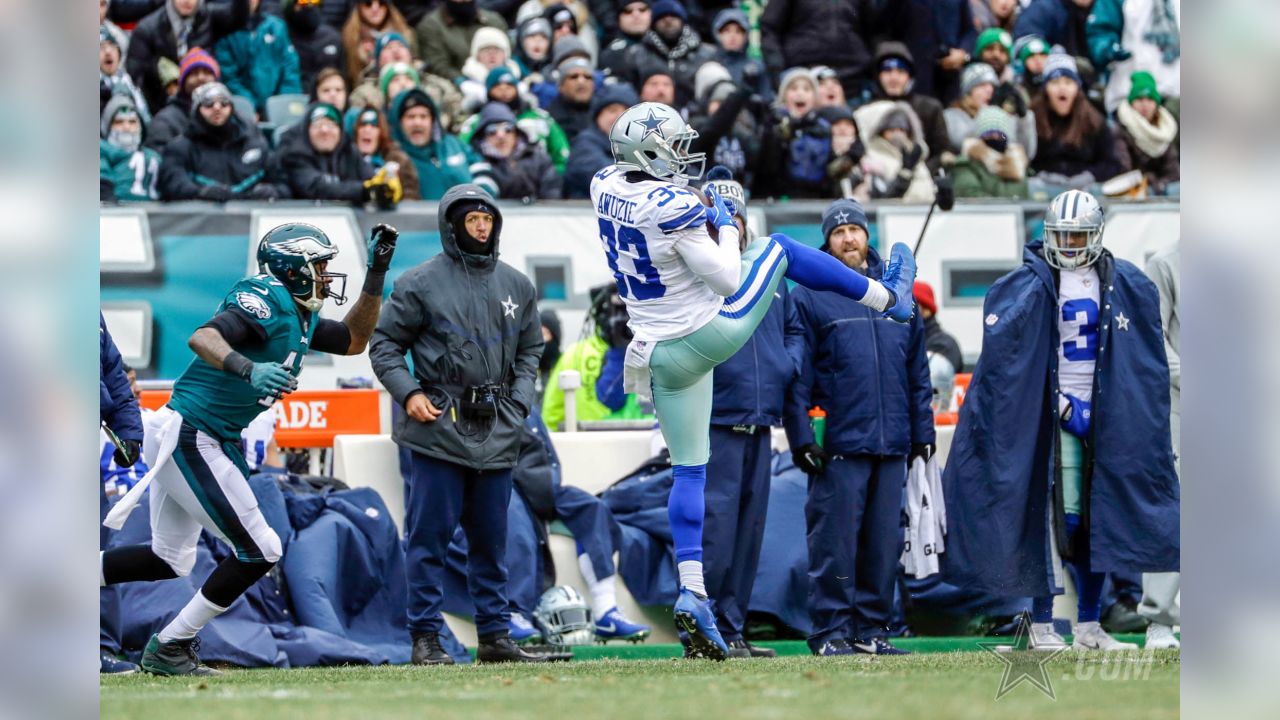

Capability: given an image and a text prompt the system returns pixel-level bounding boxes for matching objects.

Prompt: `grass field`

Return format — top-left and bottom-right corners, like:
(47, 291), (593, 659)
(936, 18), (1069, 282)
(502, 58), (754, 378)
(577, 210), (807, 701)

(101, 640), (1179, 720)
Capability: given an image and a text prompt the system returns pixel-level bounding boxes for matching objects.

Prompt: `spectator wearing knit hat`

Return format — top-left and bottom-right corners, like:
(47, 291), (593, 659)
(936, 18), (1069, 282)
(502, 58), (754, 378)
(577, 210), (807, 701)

(863, 103), (935, 202)
(755, 68), (836, 199)
(279, 102), (382, 203)
(100, 27), (150, 124)
(1029, 53), (1119, 193)
(975, 27), (1014, 81)
(688, 62), (761, 187)
(1112, 71), (1178, 196)
(468, 102), (562, 201)
(282, 0), (345, 93)
(146, 48), (234, 151)
(951, 105), (1029, 199)
(856, 42), (951, 174)
(562, 83), (639, 199)
(457, 67), (572, 173)
(637, 66), (677, 106)
(215, 0), (303, 115)
(387, 87), (498, 199)
(158, 81), (291, 202)
(126, 0), (252, 114)
(1012, 34), (1051, 91)
(100, 0), (131, 55)
(976, 28), (1039, 158)
(712, 8), (770, 100)
(347, 31), (465, 132)
(544, 37), (599, 140)
(812, 66), (850, 111)
(761, 0), (875, 98)
(943, 63), (999, 151)
(100, 93), (163, 202)
(515, 15), (555, 77)
(600, 1), (652, 80)
(621, 0), (717, 107)
(345, 104), (422, 199)
(460, 27), (526, 111)
(415, 0), (509, 82)
(818, 104), (872, 202)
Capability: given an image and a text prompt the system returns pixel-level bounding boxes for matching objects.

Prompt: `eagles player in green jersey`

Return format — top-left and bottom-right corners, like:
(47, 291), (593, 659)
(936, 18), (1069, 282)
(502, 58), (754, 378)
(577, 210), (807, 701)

(99, 222), (398, 676)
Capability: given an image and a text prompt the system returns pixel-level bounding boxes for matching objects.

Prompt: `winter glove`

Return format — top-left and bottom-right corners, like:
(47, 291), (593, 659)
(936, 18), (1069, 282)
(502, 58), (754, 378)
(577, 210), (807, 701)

(363, 166), (403, 208)
(367, 223), (399, 271)
(902, 143), (924, 171)
(1058, 392), (1092, 439)
(908, 443), (935, 465)
(772, 106), (794, 140)
(195, 184), (232, 202)
(244, 184), (280, 201)
(248, 362), (297, 399)
(993, 82), (1027, 117)
(793, 443), (829, 475)
(1103, 42), (1132, 64)
(113, 438), (142, 468)
(703, 185), (738, 230)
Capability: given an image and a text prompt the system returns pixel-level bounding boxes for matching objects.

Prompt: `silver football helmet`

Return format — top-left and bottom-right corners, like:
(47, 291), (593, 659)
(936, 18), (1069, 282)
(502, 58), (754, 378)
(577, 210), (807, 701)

(533, 586), (594, 645)
(1043, 189), (1105, 270)
(609, 101), (705, 186)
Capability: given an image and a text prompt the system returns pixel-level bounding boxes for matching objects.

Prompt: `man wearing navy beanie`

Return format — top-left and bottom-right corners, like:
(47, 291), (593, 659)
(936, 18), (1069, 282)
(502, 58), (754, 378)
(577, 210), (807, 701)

(784, 198), (935, 656)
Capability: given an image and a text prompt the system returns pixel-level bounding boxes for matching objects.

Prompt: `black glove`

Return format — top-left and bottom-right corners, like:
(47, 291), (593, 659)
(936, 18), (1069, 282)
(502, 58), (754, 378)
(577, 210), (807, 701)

(368, 223), (399, 272)
(195, 184), (232, 202)
(908, 443), (935, 465)
(902, 143), (923, 170)
(792, 443), (829, 475)
(113, 439), (142, 468)
(245, 184), (280, 201)
(993, 82), (1027, 117)
(743, 62), (762, 86)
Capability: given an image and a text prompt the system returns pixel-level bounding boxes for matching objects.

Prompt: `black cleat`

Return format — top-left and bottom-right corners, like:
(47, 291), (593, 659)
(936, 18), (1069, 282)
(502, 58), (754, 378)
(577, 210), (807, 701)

(727, 638), (777, 658)
(476, 633), (550, 663)
(411, 632), (456, 665)
(140, 634), (221, 676)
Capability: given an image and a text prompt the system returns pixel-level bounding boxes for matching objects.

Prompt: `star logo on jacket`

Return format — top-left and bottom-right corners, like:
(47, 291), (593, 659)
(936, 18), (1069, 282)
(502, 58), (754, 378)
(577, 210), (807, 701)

(1115, 312), (1130, 331)
(501, 295), (518, 319)
(635, 109), (668, 140)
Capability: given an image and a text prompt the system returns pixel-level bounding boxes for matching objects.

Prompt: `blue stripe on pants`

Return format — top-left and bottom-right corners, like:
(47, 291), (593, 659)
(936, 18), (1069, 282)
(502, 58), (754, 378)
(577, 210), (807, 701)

(404, 451), (513, 636)
(806, 455), (906, 648)
(703, 426), (773, 642)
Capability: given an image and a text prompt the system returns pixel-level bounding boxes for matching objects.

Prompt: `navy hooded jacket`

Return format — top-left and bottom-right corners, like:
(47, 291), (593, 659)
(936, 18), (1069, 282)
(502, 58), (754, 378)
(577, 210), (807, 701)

(941, 243), (1180, 597)
(100, 313), (143, 444)
(783, 247), (935, 455)
(711, 281), (796, 427)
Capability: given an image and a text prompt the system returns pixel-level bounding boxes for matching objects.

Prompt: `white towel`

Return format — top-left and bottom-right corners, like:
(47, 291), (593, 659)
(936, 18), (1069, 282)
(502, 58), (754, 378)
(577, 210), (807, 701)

(622, 337), (657, 401)
(901, 455), (946, 578)
(103, 406), (181, 530)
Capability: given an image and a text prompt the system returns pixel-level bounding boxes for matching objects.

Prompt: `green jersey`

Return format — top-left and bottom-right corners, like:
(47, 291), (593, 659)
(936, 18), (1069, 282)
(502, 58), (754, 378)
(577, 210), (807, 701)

(100, 140), (161, 201)
(169, 274), (317, 441)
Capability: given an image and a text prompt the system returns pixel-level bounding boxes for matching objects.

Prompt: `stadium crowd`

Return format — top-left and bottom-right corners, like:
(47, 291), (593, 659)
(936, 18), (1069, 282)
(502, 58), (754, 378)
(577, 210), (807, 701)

(100, 0), (1180, 205)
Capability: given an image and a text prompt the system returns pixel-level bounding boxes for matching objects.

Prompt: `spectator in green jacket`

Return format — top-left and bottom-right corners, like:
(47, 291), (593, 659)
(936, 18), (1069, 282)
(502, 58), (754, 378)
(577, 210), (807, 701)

(951, 106), (1028, 199)
(457, 67), (570, 174)
(387, 87), (497, 199)
(415, 0), (508, 81)
(542, 284), (652, 431)
(100, 93), (162, 202)
(215, 0), (303, 114)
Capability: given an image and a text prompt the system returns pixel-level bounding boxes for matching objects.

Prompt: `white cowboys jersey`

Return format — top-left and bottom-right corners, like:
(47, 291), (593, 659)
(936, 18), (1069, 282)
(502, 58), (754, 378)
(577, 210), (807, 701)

(590, 165), (723, 341)
(1057, 266), (1101, 401)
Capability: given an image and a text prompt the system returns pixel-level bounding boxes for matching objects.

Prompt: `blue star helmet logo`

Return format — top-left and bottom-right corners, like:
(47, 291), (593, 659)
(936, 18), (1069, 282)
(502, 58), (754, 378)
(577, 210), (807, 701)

(634, 109), (668, 140)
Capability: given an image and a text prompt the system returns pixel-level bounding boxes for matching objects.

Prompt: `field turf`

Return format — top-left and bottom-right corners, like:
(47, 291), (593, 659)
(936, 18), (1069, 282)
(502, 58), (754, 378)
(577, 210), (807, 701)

(101, 639), (1179, 720)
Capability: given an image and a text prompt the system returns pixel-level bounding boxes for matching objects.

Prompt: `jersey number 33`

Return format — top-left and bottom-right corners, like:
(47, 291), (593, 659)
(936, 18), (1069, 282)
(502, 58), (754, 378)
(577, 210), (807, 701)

(598, 219), (666, 301)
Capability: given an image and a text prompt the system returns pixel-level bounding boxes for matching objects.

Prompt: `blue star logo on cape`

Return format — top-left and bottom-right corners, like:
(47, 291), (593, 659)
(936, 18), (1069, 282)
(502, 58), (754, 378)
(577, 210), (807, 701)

(977, 613), (1068, 700)
(635, 109), (668, 140)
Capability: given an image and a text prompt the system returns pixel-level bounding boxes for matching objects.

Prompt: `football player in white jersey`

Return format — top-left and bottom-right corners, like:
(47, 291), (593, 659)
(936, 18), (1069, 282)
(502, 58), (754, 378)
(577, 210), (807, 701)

(589, 101), (918, 660)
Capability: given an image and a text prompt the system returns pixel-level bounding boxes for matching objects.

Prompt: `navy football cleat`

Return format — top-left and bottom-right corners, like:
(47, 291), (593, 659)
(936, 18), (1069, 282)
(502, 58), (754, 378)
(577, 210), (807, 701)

(673, 588), (728, 661)
(880, 242), (917, 323)
(852, 637), (912, 655)
(100, 649), (138, 675)
(811, 638), (856, 656)
(594, 607), (651, 643)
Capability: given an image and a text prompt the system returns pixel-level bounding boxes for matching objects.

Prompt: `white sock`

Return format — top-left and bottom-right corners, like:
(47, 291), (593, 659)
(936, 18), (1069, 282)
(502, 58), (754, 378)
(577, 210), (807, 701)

(678, 560), (707, 596)
(577, 553), (618, 618)
(861, 281), (892, 312)
(157, 591), (227, 643)
(100, 551), (106, 587)
(577, 552), (599, 585)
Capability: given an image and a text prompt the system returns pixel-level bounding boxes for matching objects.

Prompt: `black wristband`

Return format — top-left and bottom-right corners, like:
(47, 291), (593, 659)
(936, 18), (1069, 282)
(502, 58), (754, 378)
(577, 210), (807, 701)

(362, 268), (387, 298)
(223, 351), (253, 380)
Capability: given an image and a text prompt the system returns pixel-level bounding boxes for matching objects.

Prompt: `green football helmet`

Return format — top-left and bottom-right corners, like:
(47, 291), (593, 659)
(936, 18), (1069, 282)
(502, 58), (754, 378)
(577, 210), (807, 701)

(257, 223), (347, 312)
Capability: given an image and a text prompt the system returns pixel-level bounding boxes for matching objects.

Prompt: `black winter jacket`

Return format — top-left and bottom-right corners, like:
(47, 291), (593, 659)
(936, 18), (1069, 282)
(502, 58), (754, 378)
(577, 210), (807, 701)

(761, 0), (875, 86)
(370, 185), (544, 470)
(622, 27), (718, 108)
(280, 114), (375, 202)
(158, 112), (289, 200)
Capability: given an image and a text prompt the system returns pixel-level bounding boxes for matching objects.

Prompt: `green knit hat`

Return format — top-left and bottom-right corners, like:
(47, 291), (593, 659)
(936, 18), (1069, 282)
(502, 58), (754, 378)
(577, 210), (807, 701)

(1127, 71), (1162, 105)
(1016, 35), (1050, 63)
(379, 62), (421, 100)
(975, 28), (1012, 57)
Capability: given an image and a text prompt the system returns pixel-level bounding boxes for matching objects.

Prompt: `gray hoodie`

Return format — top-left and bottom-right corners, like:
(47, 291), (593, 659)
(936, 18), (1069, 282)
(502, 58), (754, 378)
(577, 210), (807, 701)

(370, 184), (543, 470)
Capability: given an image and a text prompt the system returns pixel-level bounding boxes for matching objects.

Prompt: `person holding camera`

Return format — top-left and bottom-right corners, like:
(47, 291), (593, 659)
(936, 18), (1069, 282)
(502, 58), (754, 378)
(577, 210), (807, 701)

(370, 185), (545, 665)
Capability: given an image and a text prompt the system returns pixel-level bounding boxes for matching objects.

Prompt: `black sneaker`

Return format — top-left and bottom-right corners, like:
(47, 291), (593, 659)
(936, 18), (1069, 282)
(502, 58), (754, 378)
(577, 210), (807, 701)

(100, 649), (138, 675)
(811, 637), (855, 656)
(476, 633), (549, 663)
(727, 638), (773, 655)
(852, 637), (911, 655)
(140, 634), (221, 676)
(411, 632), (455, 665)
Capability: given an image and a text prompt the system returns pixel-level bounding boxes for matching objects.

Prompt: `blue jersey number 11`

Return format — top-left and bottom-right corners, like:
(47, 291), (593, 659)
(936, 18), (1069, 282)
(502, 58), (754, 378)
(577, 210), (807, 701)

(599, 219), (666, 300)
